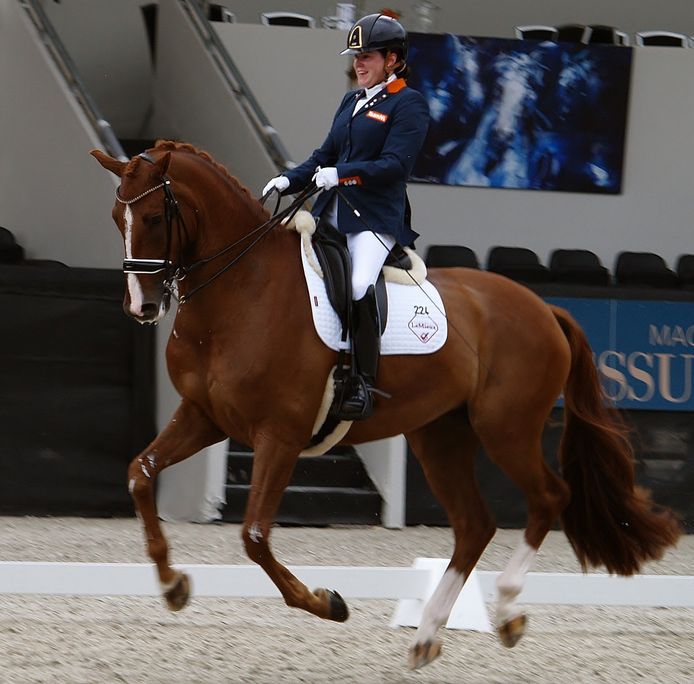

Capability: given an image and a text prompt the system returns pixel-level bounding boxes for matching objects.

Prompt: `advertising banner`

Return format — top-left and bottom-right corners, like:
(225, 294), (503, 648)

(548, 297), (694, 410)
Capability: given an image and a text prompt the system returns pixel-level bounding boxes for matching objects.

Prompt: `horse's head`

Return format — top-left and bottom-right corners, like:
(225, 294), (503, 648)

(91, 149), (181, 324)
(93, 142), (274, 322)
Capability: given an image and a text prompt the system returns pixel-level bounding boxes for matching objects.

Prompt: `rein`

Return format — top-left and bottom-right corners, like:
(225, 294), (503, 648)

(178, 183), (317, 304)
(115, 153), (318, 304)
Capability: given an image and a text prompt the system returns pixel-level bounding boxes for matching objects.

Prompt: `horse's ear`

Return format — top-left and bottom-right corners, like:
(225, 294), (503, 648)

(90, 149), (126, 177)
(155, 151), (172, 176)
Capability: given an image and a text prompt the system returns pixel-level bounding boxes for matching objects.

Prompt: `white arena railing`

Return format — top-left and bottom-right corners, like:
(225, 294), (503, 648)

(1, 559), (692, 631)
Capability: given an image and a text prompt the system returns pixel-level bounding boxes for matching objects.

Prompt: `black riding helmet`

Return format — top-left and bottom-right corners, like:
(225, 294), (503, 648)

(340, 13), (408, 61)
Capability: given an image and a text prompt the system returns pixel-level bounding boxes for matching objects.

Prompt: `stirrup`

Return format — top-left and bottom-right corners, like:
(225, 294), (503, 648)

(332, 375), (374, 421)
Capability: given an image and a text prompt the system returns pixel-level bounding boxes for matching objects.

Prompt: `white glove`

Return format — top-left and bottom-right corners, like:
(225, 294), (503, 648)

(262, 175), (289, 197)
(312, 166), (339, 190)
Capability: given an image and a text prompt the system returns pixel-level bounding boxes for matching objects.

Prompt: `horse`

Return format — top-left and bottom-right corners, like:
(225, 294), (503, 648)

(90, 140), (681, 670)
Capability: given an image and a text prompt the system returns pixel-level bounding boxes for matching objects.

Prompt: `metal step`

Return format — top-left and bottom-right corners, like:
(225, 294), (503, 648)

(222, 484), (381, 526)
(227, 450), (372, 489)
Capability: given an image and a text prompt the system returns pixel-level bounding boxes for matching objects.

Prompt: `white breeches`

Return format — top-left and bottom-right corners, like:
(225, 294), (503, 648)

(347, 231), (396, 300)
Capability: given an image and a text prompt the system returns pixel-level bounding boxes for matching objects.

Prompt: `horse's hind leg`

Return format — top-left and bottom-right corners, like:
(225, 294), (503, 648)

(128, 399), (224, 611)
(241, 435), (349, 623)
(475, 412), (570, 648)
(405, 410), (496, 670)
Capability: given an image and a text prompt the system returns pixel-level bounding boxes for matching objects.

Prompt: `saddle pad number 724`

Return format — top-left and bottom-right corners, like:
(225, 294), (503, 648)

(301, 240), (448, 355)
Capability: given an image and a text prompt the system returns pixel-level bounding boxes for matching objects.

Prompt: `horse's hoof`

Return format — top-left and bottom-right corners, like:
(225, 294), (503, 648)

(498, 613), (527, 648)
(163, 572), (191, 612)
(314, 587), (349, 622)
(408, 639), (443, 670)
(327, 589), (349, 622)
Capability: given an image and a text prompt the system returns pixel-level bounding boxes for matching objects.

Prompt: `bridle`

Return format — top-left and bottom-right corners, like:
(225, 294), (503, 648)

(116, 175), (183, 281)
(115, 153), (318, 304)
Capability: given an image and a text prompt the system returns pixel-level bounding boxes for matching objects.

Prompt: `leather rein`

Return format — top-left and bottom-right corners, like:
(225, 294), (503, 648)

(115, 153), (317, 304)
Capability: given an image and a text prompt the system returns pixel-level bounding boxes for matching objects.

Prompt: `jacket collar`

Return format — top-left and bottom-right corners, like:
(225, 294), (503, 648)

(353, 76), (406, 116)
(360, 73), (398, 102)
(386, 77), (407, 94)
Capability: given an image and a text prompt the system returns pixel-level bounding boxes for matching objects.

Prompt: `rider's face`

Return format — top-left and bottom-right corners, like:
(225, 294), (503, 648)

(353, 51), (396, 88)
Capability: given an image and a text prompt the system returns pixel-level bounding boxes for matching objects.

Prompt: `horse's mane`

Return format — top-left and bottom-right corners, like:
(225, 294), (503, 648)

(153, 139), (248, 191)
(127, 139), (266, 219)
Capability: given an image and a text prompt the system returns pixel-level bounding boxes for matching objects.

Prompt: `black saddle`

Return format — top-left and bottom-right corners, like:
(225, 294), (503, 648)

(311, 221), (413, 337)
(306, 222), (412, 440)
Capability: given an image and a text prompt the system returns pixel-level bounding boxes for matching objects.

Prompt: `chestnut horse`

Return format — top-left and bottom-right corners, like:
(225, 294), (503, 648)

(91, 141), (680, 670)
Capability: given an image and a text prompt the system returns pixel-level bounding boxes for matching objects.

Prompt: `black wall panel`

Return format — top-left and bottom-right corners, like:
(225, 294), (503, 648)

(0, 265), (155, 515)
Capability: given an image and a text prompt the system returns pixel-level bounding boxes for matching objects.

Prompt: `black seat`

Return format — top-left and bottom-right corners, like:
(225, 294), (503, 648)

(676, 254), (694, 290)
(0, 226), (24, 264)
(514, 25), (558, 42)
(207, 4), (235, 22)
(425, 245), (479, 269)
(556, 23), (591, 43)
(635, 31), (688, 47)
(614, 251), (679, 289)
(588, 25), (621, 45)
(487, 246), (550, 283)
(260, 11), (315, 27)
(549, 249), (610, 286)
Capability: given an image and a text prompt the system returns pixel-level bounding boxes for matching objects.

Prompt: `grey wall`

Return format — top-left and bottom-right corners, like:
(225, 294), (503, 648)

(218, 0), (694, 37)
(0, 0), (122, 267)
(148, 0), (278, 197)
(210, 22), (348, 163)
(41, 0), (154, 138)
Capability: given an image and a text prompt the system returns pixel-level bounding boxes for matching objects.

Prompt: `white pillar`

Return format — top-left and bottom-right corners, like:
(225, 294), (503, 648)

(157, 438), (228, 523)
(154, 316), (228, 522)
(357, 435), (407, 528)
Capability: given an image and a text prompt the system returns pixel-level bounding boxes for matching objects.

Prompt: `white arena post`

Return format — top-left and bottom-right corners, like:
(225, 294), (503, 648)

(357, 435), (407, 529)
(154, 315), (229, 523)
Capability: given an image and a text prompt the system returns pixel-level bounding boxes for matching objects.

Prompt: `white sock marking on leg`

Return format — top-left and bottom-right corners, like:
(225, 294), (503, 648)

(496, 537), (536, 624)
(414, 567), (465, 645)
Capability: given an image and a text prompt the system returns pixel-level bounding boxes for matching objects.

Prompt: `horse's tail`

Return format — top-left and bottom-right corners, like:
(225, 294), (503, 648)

(551, 306), (681, 575)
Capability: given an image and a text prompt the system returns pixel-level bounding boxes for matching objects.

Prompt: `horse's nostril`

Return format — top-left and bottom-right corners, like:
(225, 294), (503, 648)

(141, 303), (159, 317)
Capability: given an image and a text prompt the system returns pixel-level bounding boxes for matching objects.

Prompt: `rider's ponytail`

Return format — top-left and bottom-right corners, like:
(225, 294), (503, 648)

(394, 61), (411, 80)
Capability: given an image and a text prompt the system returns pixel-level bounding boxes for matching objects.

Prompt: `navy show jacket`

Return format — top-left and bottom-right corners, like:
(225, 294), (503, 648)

(283, 78), (430, 246)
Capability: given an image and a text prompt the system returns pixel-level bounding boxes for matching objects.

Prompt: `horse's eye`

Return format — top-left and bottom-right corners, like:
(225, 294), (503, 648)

(150, 214), (163, 225)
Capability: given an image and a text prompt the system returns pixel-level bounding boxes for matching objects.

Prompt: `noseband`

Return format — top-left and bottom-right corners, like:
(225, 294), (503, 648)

(115, 152), (319, 304)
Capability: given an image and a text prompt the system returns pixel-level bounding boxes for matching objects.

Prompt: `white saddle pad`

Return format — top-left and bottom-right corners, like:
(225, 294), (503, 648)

(300, 237), (448, 355)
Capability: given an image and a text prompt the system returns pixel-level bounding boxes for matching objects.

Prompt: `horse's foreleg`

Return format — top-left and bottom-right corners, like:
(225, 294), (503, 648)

(128, 399), (224, 610)
(241, 438), (349, 623)
(405, 411), (496, 670)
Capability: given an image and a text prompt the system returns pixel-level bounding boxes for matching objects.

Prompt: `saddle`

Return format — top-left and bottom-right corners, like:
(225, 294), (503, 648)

(311, 220), (413, 343)
(309, 221), (415, 433)
(285, 210), (445, 454)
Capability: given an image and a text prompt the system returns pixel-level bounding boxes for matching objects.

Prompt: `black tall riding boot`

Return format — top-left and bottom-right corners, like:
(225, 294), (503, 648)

(337, 285), (381, 421)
